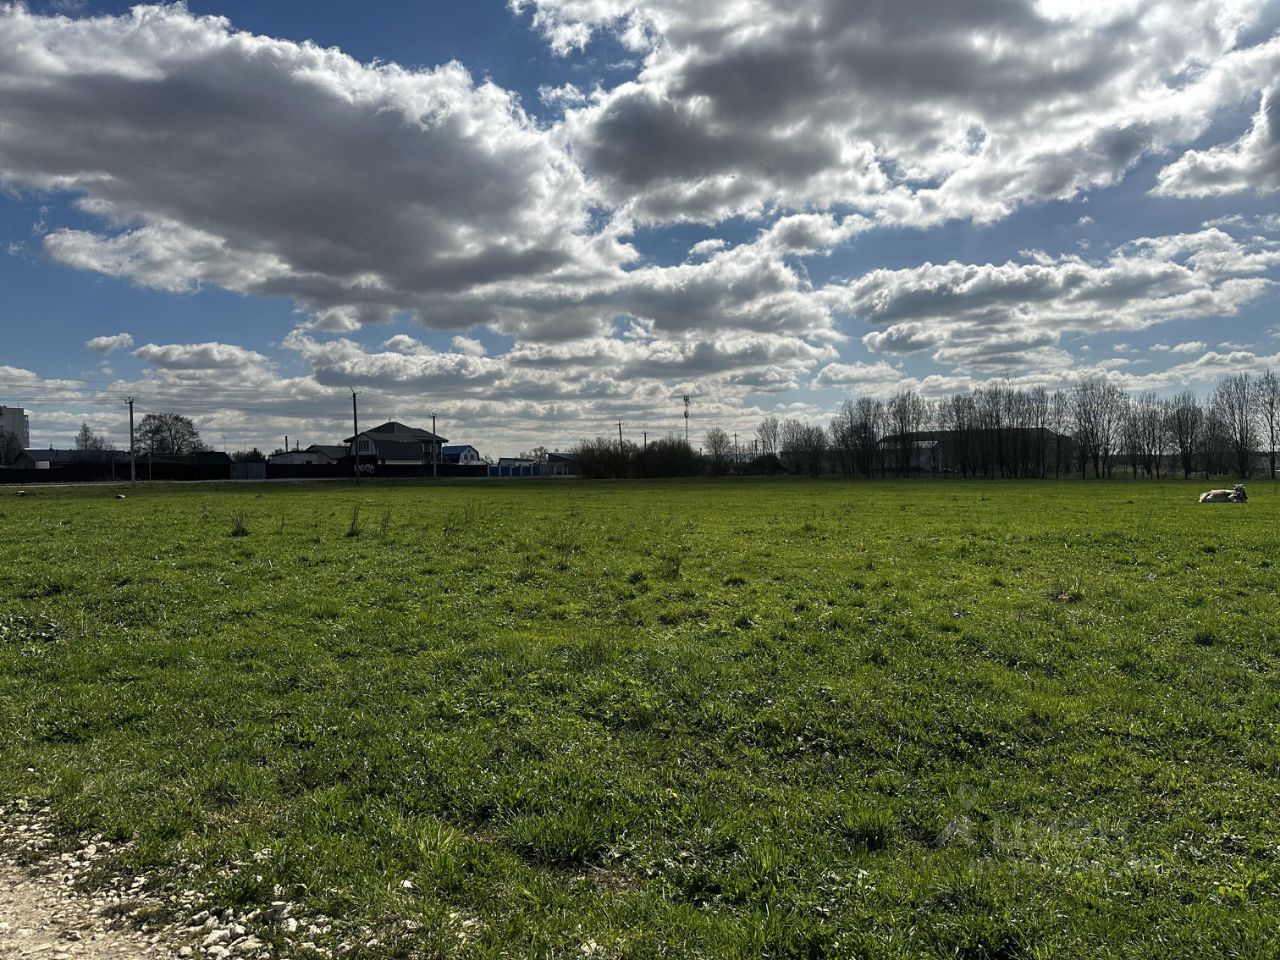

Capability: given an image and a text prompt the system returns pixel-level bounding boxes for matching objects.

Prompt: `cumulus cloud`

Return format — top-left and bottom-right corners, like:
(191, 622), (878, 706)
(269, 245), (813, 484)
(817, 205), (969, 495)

(522, 0), (1280, 224)
(0, 4), (628, 333)
(687, 237), (726, 259)
(7, 2), (1280, 453)
(829, 229), (1279, 374)
(1156, 86), (1280, 197)
(133, 341), (270, 370)
(84, 332), (134, 355)
(451, 336), (487, 357)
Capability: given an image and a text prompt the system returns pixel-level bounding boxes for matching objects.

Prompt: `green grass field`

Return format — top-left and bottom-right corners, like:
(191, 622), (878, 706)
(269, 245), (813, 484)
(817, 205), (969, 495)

(1, 479), (1278, 958)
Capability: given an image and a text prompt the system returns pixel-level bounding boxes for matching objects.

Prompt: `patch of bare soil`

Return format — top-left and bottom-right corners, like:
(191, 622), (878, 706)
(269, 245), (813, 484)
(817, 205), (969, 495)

(0, 813), (179, 960)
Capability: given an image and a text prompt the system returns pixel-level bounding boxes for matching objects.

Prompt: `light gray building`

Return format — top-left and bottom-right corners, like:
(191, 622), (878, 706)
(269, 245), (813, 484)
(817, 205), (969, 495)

(0, 405), (30, 448)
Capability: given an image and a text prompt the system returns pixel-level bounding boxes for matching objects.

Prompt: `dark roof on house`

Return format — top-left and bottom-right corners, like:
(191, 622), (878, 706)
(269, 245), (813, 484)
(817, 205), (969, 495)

(144, 451), (233, 465)
(307, 444), (348, 459)
(344, 421), (447, 444)
(547, 451), (577, 462)
(24, 448), (129, 463)
(441, 445), (477, 455)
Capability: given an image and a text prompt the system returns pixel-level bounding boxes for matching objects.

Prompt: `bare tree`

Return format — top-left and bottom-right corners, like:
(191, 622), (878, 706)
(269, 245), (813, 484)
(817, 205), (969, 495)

(1257, 369), (1280, 480)
(780, 419), (826, 477)
(1048, 389), (1070, 478)
(947, 391), (978, 477)
(1123, 390), (1164, 478)
(73, 422), (112, 460)
(703, 427), (732, 474)
(1212, 373), (1257, 479)
(756, 416), (781, 458)
(1166, 389), (1202, 479)
(1120, 394), (1142, 478)
(851, 397), (885, 477)
(1070, 377), (1124, 478)
(1201, 404), (1229, 479)
(828, 399), (858, 478)
(887, 389), (927, 477)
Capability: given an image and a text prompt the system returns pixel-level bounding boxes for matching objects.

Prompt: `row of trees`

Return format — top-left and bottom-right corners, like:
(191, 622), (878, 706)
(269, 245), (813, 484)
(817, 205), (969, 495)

(571, 371), (1280, 481)
(813, 372), (1278, 480)
(68, 412), (208, 459)
(820, 371), (1280, 480)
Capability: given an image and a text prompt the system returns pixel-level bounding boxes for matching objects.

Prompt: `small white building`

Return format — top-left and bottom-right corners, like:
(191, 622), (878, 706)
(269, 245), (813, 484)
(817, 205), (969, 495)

(269, 449), (331, 465)
(442, 444), (483, 465)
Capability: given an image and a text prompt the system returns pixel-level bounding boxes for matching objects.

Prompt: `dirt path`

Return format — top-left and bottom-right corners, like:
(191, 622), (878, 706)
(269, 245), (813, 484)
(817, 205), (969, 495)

(1, 807), (339, 960)
(0, 858), (173, 959)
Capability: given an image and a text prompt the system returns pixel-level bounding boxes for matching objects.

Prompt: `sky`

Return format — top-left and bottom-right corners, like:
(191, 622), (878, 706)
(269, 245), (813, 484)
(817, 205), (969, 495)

(2, 0), (1279, 456)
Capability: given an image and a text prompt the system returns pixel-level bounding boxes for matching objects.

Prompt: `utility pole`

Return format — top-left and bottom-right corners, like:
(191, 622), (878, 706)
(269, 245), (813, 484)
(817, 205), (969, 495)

(643, 430), (647, 449)
(734, 432), (738, 459)
(618, 421), (624, 455)
(432, 413), (438, 480)
(683, 395), (691, 443)
(350, 388), (360, 485)
(126, 397), (136, 486)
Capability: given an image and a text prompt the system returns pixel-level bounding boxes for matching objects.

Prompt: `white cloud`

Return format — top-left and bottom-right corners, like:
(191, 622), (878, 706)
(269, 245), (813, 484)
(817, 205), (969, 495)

(0, 4), (628, 332)
(524, 0), (1280, 224)
(1156, 86), (1280, 197)
(1151, 340), (1207, 353)
(830, 229), (1279, 374)
(538, 82), (588, 107)
(133, 341), (270, 370)
(84, 332), (134, 355)
(382, 335), (423, 354)
(687, 237), (726, 258)
(451, 336), (487, 357)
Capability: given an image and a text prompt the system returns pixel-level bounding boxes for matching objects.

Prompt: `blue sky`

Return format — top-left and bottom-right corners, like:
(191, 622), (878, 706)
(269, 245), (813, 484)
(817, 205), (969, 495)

(2, 0), (1279, 453)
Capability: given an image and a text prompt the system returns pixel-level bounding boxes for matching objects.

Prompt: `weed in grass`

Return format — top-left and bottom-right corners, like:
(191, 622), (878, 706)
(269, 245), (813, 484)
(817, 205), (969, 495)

(0, 612), (62, 646)
(836, 805), (896, 852)
(229, 510), (249, 537)
(442, 501), (480, 538)
(507, 807), (615, 866)
(1050, 576), (1084, 603)
(657, 551), (682, 581)
(379, 505), (393, 539)
(346, 505), (361, 537)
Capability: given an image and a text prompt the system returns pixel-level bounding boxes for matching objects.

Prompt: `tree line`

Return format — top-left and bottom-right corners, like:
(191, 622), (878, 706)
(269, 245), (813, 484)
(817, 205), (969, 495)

(572, 371), (1280, 480)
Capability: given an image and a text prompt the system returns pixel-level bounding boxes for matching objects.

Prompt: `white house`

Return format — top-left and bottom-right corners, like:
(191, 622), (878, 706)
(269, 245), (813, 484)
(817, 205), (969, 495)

(270, 448), (333, 465)
(442, 444), (483, 465)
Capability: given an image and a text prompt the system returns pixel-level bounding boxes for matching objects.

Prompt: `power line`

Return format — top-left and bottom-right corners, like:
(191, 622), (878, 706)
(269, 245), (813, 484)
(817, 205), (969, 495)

(0, 396), (132, 403)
